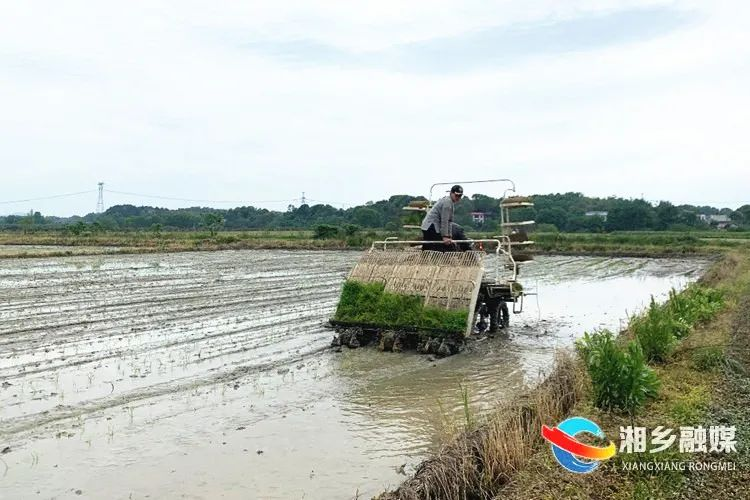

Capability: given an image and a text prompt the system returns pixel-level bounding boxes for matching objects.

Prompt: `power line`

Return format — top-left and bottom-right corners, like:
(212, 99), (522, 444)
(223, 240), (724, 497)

(678, 201), (750, 206)
(307, 198), (348, 207)
(104, 189), (297, 205)
(0, 190), (97, 205)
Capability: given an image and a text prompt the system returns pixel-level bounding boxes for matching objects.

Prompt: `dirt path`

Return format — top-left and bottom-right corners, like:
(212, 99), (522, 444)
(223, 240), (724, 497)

(679, 289), (750, 497)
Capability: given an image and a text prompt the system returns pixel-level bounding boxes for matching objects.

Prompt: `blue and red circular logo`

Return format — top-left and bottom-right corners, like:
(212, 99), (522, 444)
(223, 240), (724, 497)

(542, 417), (616, 473)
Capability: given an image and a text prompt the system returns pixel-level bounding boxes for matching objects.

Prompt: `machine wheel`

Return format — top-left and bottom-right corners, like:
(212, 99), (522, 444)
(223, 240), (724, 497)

(474, 302), (489, 334)
(488, 301), (510, 331)
(499, 302), (510, 328)
(488, 299), (510, 332)
(476, 296), (511, 333)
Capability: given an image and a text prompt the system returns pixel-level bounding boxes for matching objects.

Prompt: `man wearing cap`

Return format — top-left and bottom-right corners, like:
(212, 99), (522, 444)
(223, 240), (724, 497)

(421, 185), (463, 251)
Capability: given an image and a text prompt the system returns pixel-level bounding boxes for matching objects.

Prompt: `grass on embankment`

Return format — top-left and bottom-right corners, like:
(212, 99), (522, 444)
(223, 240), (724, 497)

(529, 232), (750, 256)
(2, 229), (749, 258)
(0, 229), (354, 257)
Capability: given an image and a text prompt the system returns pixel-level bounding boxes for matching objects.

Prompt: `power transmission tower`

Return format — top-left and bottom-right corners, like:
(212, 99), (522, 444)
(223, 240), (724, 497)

(301, 191), (306, 205)
(96, 182), (104, 213)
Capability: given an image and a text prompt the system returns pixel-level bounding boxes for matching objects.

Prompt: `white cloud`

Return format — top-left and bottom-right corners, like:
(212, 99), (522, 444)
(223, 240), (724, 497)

(1, 0), (748, 215)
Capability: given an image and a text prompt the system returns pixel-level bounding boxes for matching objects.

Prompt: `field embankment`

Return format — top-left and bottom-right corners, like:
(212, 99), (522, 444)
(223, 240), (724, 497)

(1, 230), (749, 258)
(530, 231), (750, 257)
(0, 229), (349, 257)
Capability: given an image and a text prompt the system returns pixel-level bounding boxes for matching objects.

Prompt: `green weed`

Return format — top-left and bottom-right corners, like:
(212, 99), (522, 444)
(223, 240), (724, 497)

(631, 298), (681, 363)
(577, 330), (660, 414)
(632, 286), (724, 363)
(692, 347), (726, 372)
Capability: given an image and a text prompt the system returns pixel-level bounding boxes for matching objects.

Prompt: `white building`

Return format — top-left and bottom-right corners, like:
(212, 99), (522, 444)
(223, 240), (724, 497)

(584, 211), (608, 221)
(470, 212), (486, 224)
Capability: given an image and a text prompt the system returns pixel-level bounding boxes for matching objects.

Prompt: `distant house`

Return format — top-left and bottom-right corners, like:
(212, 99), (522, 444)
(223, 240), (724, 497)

(699, 214), (733, 228)
(584, 211), (608, 222)
(470, 211), (486, 224)
(709, 214), (732, 229)
(699, 214), (728, 222)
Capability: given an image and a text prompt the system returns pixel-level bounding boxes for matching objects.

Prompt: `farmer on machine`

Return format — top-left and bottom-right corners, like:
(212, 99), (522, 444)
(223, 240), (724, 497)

(421, 184), (463, 251)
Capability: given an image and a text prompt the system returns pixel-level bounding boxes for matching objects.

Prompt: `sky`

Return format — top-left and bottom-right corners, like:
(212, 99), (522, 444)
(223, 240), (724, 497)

(1, 0), (749, 216)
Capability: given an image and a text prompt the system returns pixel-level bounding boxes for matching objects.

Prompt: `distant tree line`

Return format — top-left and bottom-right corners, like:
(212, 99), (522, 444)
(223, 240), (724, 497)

(2, 193), (749, 233)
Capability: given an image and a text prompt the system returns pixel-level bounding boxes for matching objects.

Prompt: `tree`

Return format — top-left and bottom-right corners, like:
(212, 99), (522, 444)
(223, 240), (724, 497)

(313, 224), (339, 239)
(352, 207), (382, 228)
(97, 215), (119, 230)
(655, 201), (680, 230)
(164, 212), (199, 229)
(105, 204), (142, 218)
(343, 224), (360, 236)
(737, 205), (750, 223)
(470, 194), (499, 215)
(606, 200), (655, 231)
(296, 204), (311, 221)
(4, 192), (745, 233)
(536, 208), (569, 231)
(19, 212), (33, 234)
(387, 195), (415, 210)
(69, 221), (87, 236)
(569, 215), (605, 232)
(202, 213), (224, 237)
(676, 209), (699, 227)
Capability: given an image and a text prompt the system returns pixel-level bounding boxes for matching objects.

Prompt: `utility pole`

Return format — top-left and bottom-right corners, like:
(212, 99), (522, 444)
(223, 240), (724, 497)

(97, 182), (104, 213)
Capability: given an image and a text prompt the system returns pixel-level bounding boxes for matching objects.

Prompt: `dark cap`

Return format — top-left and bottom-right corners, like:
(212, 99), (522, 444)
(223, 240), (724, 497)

(450, 185), (463, 194)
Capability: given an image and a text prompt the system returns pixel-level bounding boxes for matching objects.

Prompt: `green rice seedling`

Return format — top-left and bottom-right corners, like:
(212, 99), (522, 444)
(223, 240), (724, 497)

(420, 308), (468, 333)
(577, 330), (659, 414)
(334, 280), (468, 333)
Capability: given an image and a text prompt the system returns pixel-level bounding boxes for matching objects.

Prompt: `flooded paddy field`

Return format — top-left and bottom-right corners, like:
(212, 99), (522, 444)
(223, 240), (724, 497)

(0, 251), (709, 499)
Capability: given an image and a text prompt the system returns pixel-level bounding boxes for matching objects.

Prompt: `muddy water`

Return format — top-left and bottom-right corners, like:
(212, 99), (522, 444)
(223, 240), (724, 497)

(0, 251), (709, 499)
